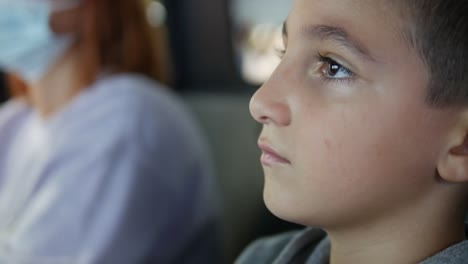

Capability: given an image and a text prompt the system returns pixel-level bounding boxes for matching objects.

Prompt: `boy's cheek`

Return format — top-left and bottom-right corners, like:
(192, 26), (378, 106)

(267, 104), (446, 226)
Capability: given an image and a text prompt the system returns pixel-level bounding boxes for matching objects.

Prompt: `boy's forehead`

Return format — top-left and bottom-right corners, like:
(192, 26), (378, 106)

(289, 0), (403, 29)
(287, 0), (406, 48)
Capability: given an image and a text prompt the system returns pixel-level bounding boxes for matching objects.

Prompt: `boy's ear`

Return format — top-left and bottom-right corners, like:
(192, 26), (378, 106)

(438, 113), (468, 183)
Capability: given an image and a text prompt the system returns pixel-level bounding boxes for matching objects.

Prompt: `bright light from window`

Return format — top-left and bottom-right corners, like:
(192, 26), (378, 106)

(146, 1), (167, 28)
(230, 0), (291, 84)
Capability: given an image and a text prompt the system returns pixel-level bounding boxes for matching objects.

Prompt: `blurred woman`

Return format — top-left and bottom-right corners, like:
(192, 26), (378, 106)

(0, 0), (219, 263)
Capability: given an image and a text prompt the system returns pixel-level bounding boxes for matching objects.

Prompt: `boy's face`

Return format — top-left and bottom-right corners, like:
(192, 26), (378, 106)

(250, 0), (459, 227)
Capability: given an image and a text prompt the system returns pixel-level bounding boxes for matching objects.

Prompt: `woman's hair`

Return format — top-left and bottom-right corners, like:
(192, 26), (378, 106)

(8, 0), (165, 97)
(78, 0), (161, 85)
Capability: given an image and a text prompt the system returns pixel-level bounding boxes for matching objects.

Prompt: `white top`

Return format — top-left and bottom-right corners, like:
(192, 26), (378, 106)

(0, 74), (219, 264)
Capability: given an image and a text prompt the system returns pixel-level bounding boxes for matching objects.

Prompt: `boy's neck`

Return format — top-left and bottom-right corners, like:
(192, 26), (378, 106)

(327, 200), (466, 264)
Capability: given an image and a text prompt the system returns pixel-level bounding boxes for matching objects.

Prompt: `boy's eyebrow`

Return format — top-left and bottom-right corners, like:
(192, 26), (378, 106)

(282, 21), (377, 63)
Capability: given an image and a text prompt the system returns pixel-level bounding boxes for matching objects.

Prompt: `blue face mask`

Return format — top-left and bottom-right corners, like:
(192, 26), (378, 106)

(0, 1), (78, 83)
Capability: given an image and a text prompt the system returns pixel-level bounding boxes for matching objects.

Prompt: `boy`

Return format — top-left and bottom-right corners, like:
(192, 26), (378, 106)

(236, 0), (468, 263)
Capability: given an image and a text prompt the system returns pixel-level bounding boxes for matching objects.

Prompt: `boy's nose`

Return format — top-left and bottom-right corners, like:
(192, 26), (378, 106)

(249, 79), (291, 127)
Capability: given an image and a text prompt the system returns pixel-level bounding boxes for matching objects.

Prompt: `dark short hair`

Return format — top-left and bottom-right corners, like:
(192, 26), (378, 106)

(403, 0), (468, 107)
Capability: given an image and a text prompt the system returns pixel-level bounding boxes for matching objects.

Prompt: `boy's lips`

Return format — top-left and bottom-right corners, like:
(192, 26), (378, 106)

(258, 140), (291, 166)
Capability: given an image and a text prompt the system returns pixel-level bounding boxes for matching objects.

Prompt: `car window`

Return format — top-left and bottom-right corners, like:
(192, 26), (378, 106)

(230, 0), (291, 85)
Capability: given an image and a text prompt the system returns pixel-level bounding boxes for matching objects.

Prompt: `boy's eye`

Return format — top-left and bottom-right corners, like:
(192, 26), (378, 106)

(317, 54), (354, 80)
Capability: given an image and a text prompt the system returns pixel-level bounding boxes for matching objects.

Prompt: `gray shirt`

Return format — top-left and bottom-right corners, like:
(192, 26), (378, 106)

(236, 228), (468, 264)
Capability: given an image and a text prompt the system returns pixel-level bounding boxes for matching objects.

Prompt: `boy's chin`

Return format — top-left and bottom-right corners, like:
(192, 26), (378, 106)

(263, 183), (319, 227)
(263, 192), (344, 229)
(263, 181), (356, 228)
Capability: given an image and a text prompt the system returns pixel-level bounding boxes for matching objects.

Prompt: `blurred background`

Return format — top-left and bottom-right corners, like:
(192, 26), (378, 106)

(167, 0), (299, 261)
(0, 0), (298, 263)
